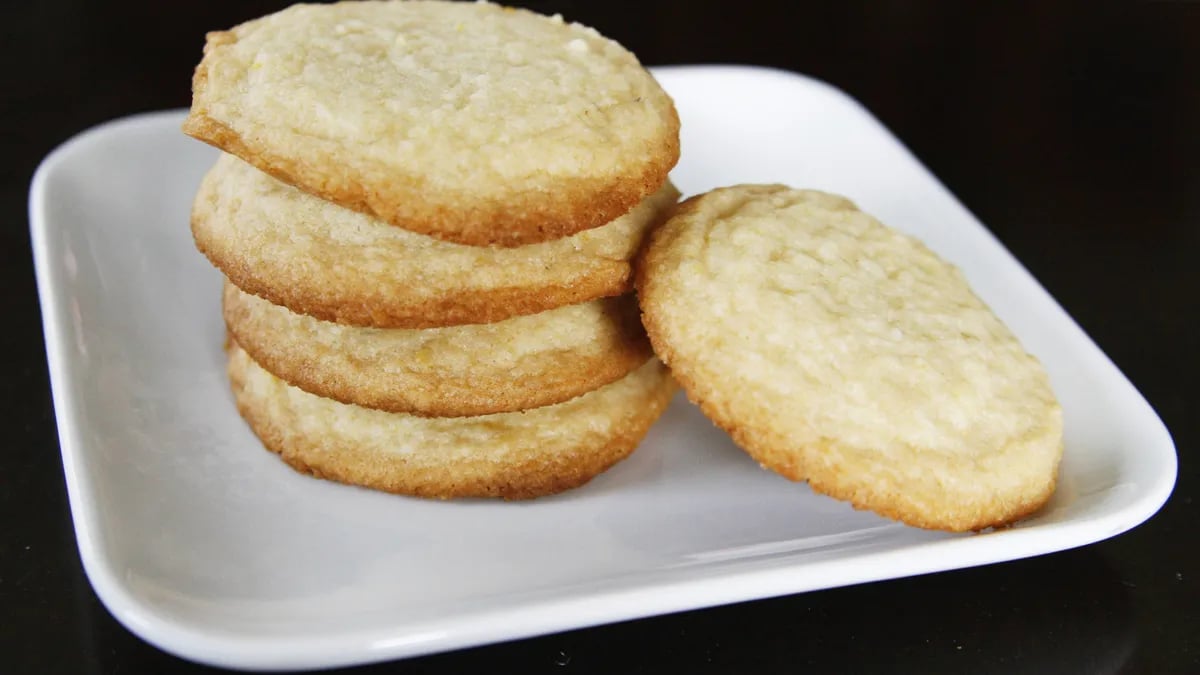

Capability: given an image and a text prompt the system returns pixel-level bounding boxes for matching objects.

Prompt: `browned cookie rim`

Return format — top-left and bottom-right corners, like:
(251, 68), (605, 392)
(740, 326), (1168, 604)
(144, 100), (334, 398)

(197, 222), (631, 328)
(184, 18), (681, 248)
(190, 159), (680, 329)
(635, 192), (1060, 533)
(223, 281), (654, 417)
(227, 343), (678, 500)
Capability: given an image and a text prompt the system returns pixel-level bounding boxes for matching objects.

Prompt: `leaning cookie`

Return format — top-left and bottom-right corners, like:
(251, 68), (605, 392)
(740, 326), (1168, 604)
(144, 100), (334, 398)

(223, 280), (652, 417)
(636, 184), (1063, 532)
(195, 154), (679, 328)
(184, 1), (680, 246)
(227, 342), (677, 499)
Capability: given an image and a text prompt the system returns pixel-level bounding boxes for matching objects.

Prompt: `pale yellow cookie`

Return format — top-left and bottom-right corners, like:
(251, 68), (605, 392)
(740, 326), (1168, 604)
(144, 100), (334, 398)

(227, 342), (677, 499)
(185, 1), (680, 246)
(194, 154), (679, 328)
(637, 184), (1063, 531)
(223, 280), (652, 417)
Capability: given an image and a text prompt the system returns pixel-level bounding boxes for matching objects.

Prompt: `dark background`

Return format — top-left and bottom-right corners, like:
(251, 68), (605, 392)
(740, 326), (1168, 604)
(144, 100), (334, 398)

(4, 1), (1197, 673)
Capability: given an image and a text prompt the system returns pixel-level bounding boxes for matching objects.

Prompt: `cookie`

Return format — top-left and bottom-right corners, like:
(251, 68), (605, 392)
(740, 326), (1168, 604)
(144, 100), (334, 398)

(223, 280), (652, 417)
(227, 341), (677, 499)
(184, 1), (680, 246)
(194, 154), (679, 328)
(636, 184), (1063, 531)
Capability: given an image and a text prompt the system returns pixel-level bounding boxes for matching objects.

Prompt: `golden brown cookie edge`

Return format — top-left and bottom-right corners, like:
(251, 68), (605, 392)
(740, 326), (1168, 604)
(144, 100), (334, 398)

(227, 344), (679, 500)
(223, 281), (654, 417)
(183, 97), (680, 248)
(192, 207), (635, 328)
(634, 189), (1060, 533)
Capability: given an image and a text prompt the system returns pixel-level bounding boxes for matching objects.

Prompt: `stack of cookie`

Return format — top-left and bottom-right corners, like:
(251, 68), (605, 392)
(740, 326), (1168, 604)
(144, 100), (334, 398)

(183, 1), (682, 498)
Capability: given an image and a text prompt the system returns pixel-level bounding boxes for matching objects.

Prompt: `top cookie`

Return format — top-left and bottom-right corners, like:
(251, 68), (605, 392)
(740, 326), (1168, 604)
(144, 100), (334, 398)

(637, 185), (1063, 532)
(184, 0), (680, 247)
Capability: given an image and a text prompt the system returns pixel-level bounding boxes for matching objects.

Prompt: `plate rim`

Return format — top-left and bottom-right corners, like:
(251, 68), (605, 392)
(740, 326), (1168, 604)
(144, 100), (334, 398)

(29, 64), (1178, 670)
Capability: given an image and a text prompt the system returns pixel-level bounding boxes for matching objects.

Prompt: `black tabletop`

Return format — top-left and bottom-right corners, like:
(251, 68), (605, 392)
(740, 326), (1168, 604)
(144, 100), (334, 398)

(4, 2), (1197, 673)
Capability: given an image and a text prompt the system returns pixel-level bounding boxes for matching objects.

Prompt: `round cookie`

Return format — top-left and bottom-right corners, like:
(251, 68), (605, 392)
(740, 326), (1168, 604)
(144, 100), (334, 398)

(223, 280), (652, 417)
(184, 1), (680, 246)
(636, 184), (1063, 532)
(195, 154), (679, 328)
(227, 342), (677, 499)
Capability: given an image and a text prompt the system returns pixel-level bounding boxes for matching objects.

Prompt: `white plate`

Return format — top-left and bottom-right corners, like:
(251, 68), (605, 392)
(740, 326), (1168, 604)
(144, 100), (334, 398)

(30, 66), (1176, 670)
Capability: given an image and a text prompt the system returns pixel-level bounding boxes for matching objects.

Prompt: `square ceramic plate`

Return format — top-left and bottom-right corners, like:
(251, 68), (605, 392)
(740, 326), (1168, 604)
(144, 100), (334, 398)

(31, 66), (1176, 671)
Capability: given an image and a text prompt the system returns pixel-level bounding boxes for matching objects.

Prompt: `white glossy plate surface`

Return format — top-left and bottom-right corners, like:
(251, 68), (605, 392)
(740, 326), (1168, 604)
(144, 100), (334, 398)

(30, 66), (1176, 670)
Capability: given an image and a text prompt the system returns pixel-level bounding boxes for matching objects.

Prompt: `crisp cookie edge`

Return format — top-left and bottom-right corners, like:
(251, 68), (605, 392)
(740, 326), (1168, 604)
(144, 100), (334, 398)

(635, 188), (1062, 532)
(228, 344), (679, 500)
(223, 281), (654, 417)
(183, 21), (681, 247)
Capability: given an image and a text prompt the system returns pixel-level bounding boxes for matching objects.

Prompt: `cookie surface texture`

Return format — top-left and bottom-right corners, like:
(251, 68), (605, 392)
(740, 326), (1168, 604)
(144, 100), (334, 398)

(194, 154), (679, 328)
(184, 0), (680, 246)
(227, 342), (677, 499)
(223, 281), (652, 417)
(636, 184), (1064, 531)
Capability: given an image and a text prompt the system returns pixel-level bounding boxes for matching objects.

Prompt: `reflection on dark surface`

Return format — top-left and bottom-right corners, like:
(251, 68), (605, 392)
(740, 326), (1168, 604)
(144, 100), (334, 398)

(394, 546), (1135, 675)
